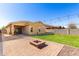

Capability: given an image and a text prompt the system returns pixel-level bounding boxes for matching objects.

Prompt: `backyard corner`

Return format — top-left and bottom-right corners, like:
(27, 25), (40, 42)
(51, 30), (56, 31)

(32, 34), (79, 48)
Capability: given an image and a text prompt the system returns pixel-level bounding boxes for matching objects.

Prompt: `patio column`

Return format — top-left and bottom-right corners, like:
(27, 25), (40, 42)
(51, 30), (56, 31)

(11, 25), (15, 35)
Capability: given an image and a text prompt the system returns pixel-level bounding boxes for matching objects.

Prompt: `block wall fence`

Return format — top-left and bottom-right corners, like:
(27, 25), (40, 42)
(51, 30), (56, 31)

(48, 29), (79, 35)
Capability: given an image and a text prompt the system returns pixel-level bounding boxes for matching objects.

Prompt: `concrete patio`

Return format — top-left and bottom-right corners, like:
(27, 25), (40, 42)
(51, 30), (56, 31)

(2, 35), (64, 56)
(2, 34), (79, 56)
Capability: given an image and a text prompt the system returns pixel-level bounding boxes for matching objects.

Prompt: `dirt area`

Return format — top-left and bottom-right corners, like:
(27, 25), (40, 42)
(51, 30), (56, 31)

(3, 34), (64, 56)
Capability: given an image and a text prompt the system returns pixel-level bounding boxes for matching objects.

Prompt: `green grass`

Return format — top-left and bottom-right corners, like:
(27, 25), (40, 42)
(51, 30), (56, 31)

(33, 34), (79, 48)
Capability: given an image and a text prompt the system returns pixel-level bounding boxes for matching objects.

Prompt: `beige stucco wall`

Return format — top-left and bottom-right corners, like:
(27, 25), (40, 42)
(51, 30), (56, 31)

(22, 25), (46, 35)
(11, 24), (14, 35)
(27, 24), (46, 35)
(4, 24), (13, 35)
(10, 22), (29, 35)
(5, 26), (10, 34)
(22, 26), (29, 35)
(4, 22), (46, 35)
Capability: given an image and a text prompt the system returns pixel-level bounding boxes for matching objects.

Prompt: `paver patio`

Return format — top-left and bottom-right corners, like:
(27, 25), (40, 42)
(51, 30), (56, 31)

(3, 35), (64, 56)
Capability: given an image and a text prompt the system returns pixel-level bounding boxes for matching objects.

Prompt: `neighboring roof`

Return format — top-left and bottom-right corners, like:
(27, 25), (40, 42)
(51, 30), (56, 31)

(45, 24), (65, 29)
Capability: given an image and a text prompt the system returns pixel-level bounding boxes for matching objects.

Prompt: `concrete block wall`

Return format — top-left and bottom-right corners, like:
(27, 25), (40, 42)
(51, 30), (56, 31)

(69, 29), (79, 35)
(48, 29), (79, 35)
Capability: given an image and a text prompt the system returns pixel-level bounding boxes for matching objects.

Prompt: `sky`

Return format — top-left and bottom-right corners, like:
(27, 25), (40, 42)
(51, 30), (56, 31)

(0, 3), (79, 28)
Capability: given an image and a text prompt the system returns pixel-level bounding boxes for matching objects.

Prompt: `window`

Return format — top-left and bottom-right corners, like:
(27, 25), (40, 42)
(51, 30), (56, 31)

(31, 27), (33, 32)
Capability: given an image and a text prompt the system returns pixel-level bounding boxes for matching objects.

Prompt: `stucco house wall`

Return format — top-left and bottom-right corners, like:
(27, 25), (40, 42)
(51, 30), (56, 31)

(22, 26), (30, 35)
(3, 21), (47, 35)
(27, 23), (46, 35)
(5, 25), (11, 34)
(22, 24), (46, 35)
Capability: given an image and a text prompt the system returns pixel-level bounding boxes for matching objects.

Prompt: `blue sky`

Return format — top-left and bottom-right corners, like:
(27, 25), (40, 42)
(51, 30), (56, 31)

(0, 3), (79, 27)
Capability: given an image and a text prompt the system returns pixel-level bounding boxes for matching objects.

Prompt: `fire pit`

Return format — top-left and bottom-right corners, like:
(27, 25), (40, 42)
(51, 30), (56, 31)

(30, 40), (48, 49)
(33, 40), (41, 43)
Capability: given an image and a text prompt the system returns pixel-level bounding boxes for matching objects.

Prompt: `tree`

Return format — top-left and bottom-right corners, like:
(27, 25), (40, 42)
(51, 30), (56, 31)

(68, 22), (77, 29)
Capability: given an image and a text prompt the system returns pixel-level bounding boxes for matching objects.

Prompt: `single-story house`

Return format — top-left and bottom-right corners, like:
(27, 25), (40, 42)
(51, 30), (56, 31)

(2, 21), (47, 35)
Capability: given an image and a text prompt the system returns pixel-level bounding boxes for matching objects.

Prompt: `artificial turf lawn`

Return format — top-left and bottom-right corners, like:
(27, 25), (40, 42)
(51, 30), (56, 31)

(33, 34), (79, 48)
